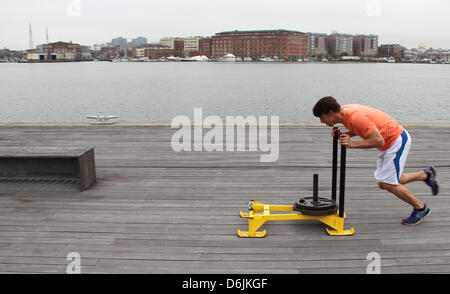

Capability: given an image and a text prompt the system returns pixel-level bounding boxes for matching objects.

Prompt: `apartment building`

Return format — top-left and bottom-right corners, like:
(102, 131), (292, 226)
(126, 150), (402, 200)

(326, 33), (354, 56)
(353, 35), (378, 57)
(211, 29), (309, 60)
(308, 33), (328, 57)
(199, 37), (212, 58)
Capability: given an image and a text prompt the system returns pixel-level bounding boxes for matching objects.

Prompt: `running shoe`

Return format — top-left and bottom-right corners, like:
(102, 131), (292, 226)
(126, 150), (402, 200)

(424, 165), (439, 196)
(402, 203), (431, 226)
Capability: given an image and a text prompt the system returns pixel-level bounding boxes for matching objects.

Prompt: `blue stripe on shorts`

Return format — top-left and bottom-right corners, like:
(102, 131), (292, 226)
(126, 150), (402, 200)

(393, 130), (408, 182)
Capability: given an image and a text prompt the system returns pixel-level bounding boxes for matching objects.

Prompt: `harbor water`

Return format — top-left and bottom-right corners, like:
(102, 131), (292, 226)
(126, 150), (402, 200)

(0, 62), (449, 123)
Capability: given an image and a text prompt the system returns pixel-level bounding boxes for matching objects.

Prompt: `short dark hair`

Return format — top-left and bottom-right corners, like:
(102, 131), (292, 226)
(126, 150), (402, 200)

(313, 96), (341, 117)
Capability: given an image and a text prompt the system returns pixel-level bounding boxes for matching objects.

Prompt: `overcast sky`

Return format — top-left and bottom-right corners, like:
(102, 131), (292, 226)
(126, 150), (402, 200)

(1, 0), (449, 50)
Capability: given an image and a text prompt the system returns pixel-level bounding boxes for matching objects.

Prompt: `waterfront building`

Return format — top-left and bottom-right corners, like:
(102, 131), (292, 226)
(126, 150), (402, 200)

(25, 49), (41, 61)
(44, 42), (81, 60)
(100, 45), (120, 60)
(145, 44), (174, 59)
(160, 37), (185, 57)
(199, 37), (212, 58)
(440, 51), (450, 62)
(183, 36), (202, 56)
(211, 29), (309, 61)
(405, 48), (450, 62)
(146, 44), (175, 59)
(134, 47), (146, 58)
(353, 34), (378, 57)
(424, 50), (440, 61)
(160, 37), (182, 49)
(26, 41), (85, 61)
(326, 33), (354, 57)
(308, 33), (328, 57)
(0, 49), (10, 59)
(0, 49), (25, 60)
(404, 50), (419, 61)
(133, 44), (175, 59)
(161, 36), (210, 57)
(80, 46), (93, 60)
(378, 44), (405, 60)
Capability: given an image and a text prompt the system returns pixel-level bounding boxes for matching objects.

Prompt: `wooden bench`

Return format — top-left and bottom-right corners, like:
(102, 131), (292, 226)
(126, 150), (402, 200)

(0, 147), (96, 191)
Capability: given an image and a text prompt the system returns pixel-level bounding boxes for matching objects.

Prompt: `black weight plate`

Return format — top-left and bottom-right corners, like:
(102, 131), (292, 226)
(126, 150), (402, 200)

(297, 207), (337, 216)
(293, 197), (338, 216)
(295, 197), (337, 210)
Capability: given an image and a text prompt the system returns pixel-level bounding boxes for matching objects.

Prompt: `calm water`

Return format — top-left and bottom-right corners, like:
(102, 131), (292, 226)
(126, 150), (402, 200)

(0, 62), (449, 123)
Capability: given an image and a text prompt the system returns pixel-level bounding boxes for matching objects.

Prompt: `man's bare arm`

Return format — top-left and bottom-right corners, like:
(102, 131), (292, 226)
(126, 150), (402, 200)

(340, 128), (385, 149)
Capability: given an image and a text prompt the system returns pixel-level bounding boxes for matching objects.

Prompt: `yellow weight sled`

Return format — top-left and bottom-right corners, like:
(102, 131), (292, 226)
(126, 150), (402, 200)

(238, 127), (355, 237)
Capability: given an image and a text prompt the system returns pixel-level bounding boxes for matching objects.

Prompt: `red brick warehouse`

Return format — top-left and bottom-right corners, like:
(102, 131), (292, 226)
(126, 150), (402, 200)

(211, 29), (309, 61)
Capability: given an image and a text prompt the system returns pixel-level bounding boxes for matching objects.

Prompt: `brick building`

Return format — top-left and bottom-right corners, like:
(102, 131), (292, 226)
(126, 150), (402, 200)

(353, 35), (378, 57)
(0, 49), (25, 60)
(98, 45), (120, 60)
(44, 41), (82, 60)
(211, 29), (309, 61)
(147, 45), (174, 59)
(199, 37), (212, 58)
(160, 38), (185, 57)
(308, 33), (328, 57)
(378, 44), (405, 60)
(133, 44), (175, 59)
(27, 41), (84, 61)
(160, 36), (213, 57)
(326, 33), (354, 56)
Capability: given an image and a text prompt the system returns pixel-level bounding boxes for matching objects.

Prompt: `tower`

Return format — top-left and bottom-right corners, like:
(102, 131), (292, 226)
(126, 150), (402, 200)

(29, 22), (34, 49)
(46, 26), (49, 43)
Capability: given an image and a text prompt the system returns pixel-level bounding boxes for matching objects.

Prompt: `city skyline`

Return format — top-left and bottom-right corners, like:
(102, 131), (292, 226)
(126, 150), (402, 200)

(1, 0), (450, 50)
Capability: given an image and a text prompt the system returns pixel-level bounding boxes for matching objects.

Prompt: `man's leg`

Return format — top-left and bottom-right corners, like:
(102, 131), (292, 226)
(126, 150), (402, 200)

(399, 171), (427, 185)
(376, 131), (431, 225)
(400, 168), (439, 196)
(378, 181), (431, 225)
(378, 182), (424, 209)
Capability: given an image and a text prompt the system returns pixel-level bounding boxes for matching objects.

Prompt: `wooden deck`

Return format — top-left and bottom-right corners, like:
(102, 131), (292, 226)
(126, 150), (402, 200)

(0, 124), (449, 274)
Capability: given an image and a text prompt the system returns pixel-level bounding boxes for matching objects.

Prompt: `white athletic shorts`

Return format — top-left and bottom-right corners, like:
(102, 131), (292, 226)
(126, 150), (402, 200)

(374, 130), (411, 185)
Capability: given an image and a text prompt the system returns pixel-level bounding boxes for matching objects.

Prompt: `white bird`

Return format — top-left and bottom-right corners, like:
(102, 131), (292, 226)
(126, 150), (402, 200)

(86, 115), (119, 123)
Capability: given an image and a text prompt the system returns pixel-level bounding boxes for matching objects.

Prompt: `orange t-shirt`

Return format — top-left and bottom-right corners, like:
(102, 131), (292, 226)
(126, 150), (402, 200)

(342, 104), (404, 151)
